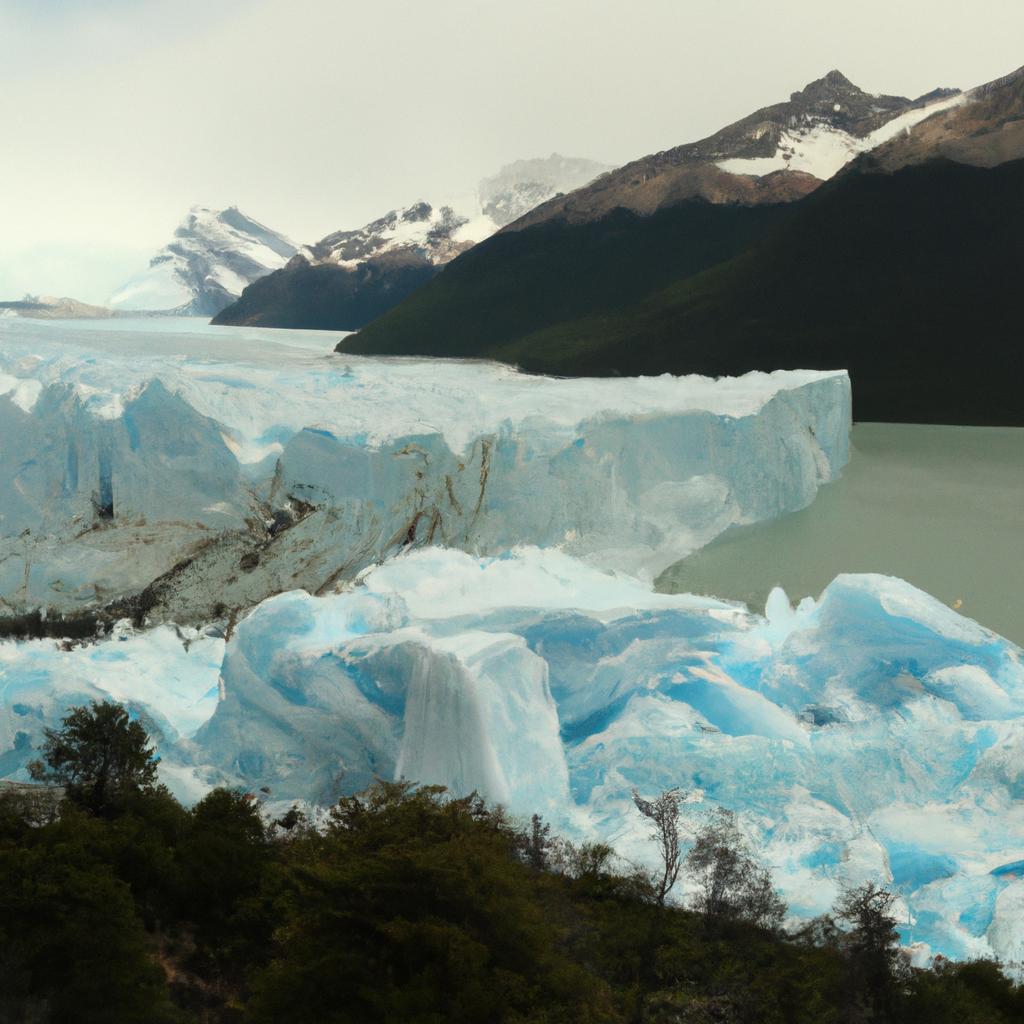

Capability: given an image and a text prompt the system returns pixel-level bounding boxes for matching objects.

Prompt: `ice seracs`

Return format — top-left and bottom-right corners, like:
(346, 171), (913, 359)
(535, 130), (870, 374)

(4, 546), (1021, 961)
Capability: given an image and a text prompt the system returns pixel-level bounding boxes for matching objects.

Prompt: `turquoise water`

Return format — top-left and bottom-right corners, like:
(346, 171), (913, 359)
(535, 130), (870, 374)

(657, 423), (1024, 647)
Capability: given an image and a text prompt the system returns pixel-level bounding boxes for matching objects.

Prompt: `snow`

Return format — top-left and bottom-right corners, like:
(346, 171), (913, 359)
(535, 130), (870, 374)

(109, 254), (194, 312)
(717, 91), (966, 181)
(109, 206), (297, 315)
(0, 317), (850, 612)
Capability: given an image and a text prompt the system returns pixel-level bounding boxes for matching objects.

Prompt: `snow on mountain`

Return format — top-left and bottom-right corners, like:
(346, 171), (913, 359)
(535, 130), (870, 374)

(3, 545), (1023, 962)
(478, 155), (613, 227)
(513, 72), (960, 228)
(0, 317), (849, 622)
(109, 206), (298, 316)
(308, 200), (480, 269)
(303, 154), (614, 269)
(210, 154), (615, 330)
(716, 90), (966, 180)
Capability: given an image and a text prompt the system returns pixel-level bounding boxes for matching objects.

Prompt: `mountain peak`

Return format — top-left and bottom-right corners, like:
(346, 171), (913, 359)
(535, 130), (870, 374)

(790, 69), (868, 105)
(111, 205), (297, 315)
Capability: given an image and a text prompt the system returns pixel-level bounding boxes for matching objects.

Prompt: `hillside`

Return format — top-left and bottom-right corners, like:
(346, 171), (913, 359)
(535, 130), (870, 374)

(494, 158), (1024, 424)
(214, 155), (610, 330)
(338, 200), (798, 358)
(341, 65), (1024, 425)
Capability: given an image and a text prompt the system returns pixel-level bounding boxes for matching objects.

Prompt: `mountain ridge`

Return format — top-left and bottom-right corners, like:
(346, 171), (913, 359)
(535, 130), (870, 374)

(213, 154), (611, 330)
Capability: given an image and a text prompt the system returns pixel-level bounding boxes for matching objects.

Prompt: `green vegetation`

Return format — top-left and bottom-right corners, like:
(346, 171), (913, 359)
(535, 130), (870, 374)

(344, 158), (1024, 426)
(341, 201), (795, 359)
(1, 703), (1021, 1023)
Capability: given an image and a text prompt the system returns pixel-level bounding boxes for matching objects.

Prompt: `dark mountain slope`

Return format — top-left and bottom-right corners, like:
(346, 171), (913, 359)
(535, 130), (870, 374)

(211, 251), (439, 331)
(338, 199), (799, 358)
(479, 157), (1024, 425)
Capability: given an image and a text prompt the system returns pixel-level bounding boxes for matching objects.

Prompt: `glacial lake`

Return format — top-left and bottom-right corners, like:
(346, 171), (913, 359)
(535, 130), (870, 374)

(658, 422), (1024, 648)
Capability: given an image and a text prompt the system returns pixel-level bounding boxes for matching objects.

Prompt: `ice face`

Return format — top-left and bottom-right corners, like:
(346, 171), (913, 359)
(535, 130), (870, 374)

(0, 318), (850, 619)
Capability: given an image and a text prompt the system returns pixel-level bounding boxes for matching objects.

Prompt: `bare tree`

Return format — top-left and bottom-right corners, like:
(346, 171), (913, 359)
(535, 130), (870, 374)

(834, 881), (905, 1019)
(632, 786), (685, 905)
(686, 808), (786, 930)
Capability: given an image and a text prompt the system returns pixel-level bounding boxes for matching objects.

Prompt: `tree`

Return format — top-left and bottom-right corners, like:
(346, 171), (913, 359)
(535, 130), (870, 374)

(686, 808), (786, 930)
(834, 881), (904, 1020)
(178, 788), (271, 968)
(522, 813), (552, 870)
(29, 701), (158, 815)
(632, 787), (685, 905)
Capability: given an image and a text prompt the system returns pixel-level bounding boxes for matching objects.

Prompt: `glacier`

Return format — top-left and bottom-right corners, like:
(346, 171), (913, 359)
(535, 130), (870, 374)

(2, 546), (1023, 964)
(3, 317), (1020, 965)
(0, 316), (849, 621)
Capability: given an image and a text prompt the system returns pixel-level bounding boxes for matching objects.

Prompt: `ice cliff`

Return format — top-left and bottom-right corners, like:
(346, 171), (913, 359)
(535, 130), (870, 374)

(0, 318), (849, 621)
(1, 319), (1021, 962)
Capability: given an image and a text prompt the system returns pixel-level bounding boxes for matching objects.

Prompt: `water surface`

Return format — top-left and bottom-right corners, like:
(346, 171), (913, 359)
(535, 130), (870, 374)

(657, 423), (1024, 647)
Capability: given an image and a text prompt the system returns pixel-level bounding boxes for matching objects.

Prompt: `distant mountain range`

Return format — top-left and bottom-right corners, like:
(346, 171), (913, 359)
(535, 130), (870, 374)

(0, 295), (111, 319)
(340, 64), (1024, 425)
(211, 155), (611, 329)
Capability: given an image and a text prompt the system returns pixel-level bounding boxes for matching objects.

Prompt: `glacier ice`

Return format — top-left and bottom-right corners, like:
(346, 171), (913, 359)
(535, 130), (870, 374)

(2, 543), (1023, 963)
(5, 547), (1020, 960)
(191, 550), (1022, 962)
(2, 318), (1018, 964)
(0, 316), (849, 620)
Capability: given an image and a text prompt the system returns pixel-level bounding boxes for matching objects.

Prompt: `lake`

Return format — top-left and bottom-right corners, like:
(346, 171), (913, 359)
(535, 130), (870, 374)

(658, 422), (1024, 647)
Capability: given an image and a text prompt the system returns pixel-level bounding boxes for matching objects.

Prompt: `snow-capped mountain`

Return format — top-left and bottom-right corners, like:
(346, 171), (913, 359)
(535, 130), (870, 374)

(304, 154), (611, 267)
(213, 154), (611, 330)
(307, 201), (481, 269)
(514, 71), (960, 228)
(110, 206), (298, 317)
(478, 154), (613, 226)
(862, 62), (1024, 172)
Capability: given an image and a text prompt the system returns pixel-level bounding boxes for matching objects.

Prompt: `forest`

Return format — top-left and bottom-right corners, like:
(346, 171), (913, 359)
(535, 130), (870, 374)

(1, 701), (1021, 1024)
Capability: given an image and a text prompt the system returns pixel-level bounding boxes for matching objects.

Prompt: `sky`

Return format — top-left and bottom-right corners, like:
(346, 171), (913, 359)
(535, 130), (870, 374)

(1, 0), (1022, 303)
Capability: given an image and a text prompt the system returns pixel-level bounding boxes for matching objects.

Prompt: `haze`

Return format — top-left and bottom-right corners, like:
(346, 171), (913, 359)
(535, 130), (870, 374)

(2, 0), (1022, 303)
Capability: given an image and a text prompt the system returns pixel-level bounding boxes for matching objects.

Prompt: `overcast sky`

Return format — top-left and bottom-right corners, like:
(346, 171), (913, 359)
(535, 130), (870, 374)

(2, 0), (1022, 302)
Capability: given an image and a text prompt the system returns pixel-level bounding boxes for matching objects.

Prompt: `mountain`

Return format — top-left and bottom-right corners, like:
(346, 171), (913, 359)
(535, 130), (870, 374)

(478, 155), (616, 226)
(212, 155), (611, 330)
(110, 206), (298, 317)
(509, 71), (959, 228)
(862, 64), (1024, 172)
(0, 295), (111, 319)
(338, 72), (960, 365)
(340, 66), (1024, 425)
